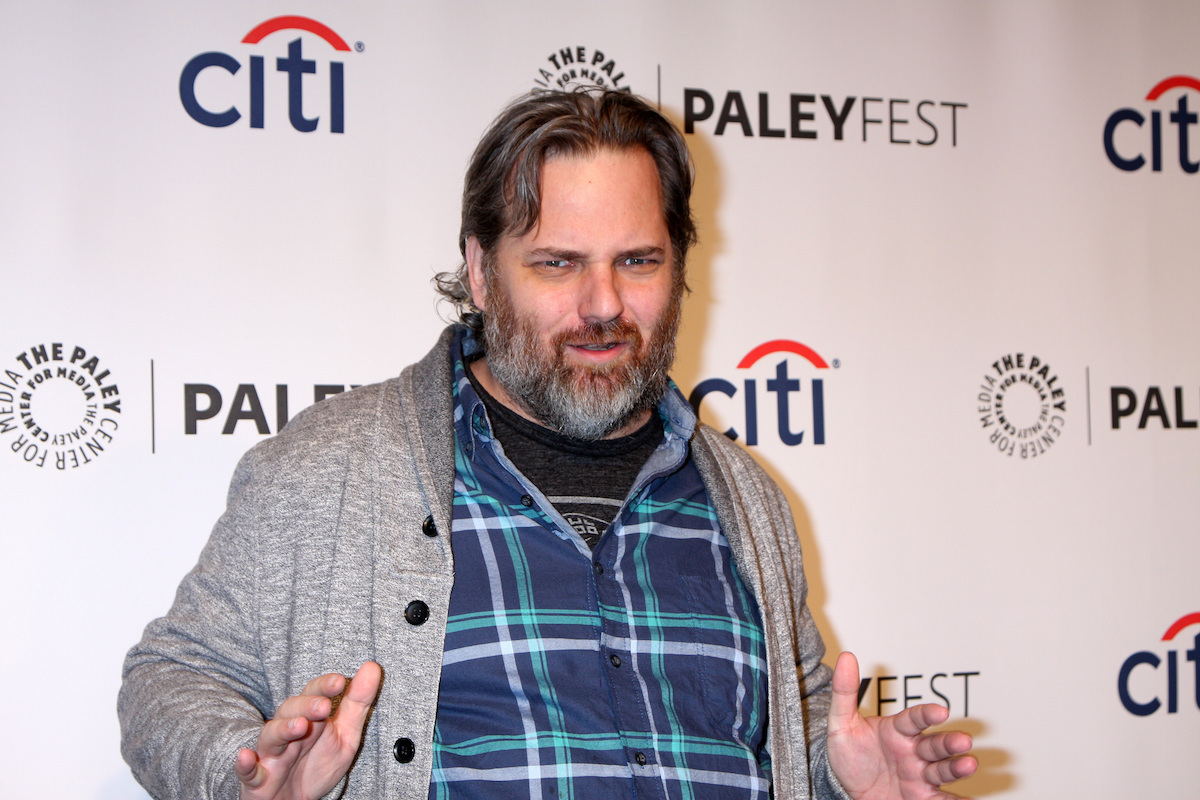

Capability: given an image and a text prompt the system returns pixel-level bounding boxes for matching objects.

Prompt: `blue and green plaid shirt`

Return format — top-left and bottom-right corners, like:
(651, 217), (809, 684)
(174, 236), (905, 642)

(430, 330), (770, 800)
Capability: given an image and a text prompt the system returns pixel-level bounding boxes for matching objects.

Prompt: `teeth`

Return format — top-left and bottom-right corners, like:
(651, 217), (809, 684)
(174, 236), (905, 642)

(580, 343), (616, 351)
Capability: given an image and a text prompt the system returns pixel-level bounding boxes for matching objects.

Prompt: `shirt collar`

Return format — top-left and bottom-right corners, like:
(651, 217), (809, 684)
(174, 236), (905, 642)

(450, 328), (491, 459)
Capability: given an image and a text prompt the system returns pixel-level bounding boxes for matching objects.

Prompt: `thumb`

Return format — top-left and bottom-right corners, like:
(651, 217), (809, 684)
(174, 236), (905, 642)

(330, 661), (382, 734)
(828, 651), (862, 732)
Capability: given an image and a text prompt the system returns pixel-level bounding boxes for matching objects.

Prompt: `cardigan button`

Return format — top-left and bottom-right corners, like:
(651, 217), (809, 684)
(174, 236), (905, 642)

(393, 737), (415, 763)
(422, 515), (438, 537)
(404, 600), (430, 626)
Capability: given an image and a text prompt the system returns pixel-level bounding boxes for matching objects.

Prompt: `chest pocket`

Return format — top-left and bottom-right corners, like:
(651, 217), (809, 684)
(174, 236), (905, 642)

(679, 573), (769, 740)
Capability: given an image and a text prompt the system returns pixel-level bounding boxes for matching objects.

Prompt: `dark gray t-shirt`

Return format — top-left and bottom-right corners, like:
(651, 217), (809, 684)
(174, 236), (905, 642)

(467, 364), (662, 549)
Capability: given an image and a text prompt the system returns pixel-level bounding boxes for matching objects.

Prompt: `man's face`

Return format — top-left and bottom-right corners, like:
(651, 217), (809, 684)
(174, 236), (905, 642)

(467, 147), (681, 440)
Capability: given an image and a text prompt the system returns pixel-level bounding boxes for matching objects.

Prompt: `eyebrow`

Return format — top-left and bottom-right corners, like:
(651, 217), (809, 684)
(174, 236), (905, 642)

(524, 246), (667, 262)
(526, 247), (588, 262)
(614, 246), (666, 260)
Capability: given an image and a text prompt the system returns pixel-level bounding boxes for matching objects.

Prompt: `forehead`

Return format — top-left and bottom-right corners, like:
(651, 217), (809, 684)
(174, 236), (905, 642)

(518, 147), (667, 246)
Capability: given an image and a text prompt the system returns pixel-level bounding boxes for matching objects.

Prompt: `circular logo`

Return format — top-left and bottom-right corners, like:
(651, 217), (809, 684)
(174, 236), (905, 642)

(532, 45), (629, 92)
(976, 352), (1066, 458)
(1, 343), (122, 470)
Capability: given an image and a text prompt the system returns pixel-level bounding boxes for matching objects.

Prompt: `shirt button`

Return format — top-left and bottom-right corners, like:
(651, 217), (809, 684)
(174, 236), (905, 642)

(393, 737), (415, 763)
(422, 515), (438, 537)
(592, 562), (604, 576)
(404, 600), (430, 626)
(520, 494), (534, 507)
(610, 653), (621, 668)
(635, 752), (647, 766)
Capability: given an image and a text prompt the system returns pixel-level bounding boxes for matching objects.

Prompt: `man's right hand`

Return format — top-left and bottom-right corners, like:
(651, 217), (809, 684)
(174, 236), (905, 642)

(235, 661), (382, 800)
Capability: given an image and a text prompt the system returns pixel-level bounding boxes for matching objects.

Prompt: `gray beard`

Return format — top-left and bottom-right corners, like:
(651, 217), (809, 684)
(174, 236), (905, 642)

(482, 294), (679, 441)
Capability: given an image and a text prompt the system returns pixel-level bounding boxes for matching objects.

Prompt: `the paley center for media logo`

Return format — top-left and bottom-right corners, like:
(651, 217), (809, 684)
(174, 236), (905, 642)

(532, 45), (630, 93)
(0, 343), (122, 470)
(180, 15), (356, 133)
(976, 352), (1066, 459)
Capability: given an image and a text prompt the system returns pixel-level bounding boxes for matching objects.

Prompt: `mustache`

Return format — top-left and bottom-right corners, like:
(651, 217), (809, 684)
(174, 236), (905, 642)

(553, 318), (643, 347)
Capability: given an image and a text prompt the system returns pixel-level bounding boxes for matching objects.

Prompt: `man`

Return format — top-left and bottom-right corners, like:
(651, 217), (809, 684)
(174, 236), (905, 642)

(120, 89), (975, 800)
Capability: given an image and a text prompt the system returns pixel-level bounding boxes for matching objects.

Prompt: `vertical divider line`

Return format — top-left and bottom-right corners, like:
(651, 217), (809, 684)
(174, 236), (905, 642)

(1086, 366), (1092, 446)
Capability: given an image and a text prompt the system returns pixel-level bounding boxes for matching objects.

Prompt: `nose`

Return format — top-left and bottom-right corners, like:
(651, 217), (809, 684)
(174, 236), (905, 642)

(577, 265), (624, 323)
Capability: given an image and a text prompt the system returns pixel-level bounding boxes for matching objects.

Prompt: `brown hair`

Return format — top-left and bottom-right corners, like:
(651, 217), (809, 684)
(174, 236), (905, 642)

(435, 88), (697, 329)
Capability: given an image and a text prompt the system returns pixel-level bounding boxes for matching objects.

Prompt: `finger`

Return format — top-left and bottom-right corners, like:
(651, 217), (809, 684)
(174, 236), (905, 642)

(301, 671), (349, 698)
(923, 753), (978, 786)
(234, 748), (265, 788)
(329, 661), (383, 731)
(255, 715), (312, 758)
(915, 730), (974, 763)
(827, 652), (861, 730)
(889, 701), (950, 737)
(272, 692), (333, 723)
(266, 673), (346, 725)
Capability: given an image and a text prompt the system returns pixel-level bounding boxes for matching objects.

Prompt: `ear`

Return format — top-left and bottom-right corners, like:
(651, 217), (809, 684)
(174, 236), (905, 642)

(465, 236), (488, 312)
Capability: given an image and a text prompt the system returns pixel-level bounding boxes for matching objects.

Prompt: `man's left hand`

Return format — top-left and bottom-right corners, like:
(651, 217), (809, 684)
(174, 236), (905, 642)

(827, 652), (977, 800)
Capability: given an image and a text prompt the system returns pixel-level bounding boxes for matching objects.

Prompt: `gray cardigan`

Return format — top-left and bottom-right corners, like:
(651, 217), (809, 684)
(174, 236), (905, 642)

(119, 327), (847, 800)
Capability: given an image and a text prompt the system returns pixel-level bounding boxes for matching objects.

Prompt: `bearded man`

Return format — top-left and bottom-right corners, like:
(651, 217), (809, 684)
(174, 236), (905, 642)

(120, 89), (975, 800)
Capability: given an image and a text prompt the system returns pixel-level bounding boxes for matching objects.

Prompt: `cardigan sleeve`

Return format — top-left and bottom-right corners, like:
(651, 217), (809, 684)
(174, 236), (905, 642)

(118, 443), (274, 800)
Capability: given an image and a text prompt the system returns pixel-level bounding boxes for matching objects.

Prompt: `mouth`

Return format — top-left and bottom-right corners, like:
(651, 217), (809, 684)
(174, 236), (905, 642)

(557, 319), (643, 365)
(565, 340), (631, 364)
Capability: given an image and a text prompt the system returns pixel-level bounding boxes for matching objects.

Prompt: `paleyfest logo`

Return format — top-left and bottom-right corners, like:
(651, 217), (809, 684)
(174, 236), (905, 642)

(1104, 75), (1200, 173)
(689, 340), (832, 446)
(183, 382), (359, 435)
(976, 352), (1066, 458)
(0, 343), (122, 470)
(180, 15), (355, 133)
(683, 87), (966, 146)
(533, 46), (630, 92)
(857, 666), (980, 719)
(1118, 612), (1200, 716)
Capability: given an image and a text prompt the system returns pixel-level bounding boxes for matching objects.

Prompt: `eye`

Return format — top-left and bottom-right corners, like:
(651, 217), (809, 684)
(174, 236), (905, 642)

(542, 260), (572, 269)
(620, 256), (659, 270)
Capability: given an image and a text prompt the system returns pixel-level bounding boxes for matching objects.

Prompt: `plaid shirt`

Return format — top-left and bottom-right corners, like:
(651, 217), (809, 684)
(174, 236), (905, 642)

(429, 331), (770, 800)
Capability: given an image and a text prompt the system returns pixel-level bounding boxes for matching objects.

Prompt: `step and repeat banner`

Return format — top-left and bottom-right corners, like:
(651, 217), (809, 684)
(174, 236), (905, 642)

(2, 1), (1196, 797)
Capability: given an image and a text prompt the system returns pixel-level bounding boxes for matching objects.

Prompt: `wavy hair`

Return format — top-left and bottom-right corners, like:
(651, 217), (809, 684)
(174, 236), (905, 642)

(434, 88), (697, 329)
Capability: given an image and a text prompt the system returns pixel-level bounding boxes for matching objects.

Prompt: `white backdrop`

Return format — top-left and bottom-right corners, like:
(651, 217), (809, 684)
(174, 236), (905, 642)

(2, 2), (1197, 797)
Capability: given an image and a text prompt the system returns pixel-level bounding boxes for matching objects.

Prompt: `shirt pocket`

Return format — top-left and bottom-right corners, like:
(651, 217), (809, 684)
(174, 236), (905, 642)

(679, 573), (768, 740)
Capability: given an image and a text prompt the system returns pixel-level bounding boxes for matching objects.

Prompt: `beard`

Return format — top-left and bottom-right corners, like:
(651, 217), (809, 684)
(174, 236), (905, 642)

(482, 282), (682, 440)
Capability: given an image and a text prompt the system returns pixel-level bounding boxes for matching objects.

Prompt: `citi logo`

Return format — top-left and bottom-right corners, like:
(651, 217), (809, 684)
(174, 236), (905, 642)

(688, 340), (832, 446)
(1104, 75), (1200, 172)
(1117, 612), (1200, 716)
(180, 15), (352, 133)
